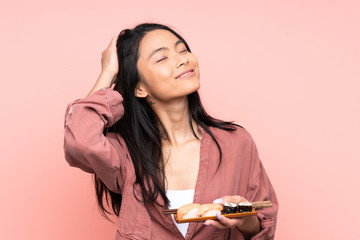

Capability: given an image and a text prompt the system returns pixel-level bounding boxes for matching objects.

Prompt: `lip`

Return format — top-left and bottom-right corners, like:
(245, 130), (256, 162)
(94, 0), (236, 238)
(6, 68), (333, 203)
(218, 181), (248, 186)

(175, 69), (194, 79)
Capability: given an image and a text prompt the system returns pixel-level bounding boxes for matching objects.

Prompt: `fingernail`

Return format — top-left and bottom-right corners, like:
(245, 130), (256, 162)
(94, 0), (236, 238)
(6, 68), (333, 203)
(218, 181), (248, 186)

(213, 198), (223, 204)
(203, 223), (210, 226)
(216, 213), (222, 220)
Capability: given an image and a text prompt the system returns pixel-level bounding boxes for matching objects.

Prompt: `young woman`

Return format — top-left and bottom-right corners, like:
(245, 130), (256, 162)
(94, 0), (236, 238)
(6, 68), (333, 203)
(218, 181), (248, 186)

(64, 23), (278, 239)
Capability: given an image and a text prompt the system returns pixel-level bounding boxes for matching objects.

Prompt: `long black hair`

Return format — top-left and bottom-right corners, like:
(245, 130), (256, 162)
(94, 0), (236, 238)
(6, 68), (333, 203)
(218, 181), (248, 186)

(94, 23), (240, 220)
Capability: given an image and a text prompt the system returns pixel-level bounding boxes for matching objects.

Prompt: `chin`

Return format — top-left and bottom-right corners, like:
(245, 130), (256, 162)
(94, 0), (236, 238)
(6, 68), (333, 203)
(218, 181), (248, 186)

(185, 82), (200, 95)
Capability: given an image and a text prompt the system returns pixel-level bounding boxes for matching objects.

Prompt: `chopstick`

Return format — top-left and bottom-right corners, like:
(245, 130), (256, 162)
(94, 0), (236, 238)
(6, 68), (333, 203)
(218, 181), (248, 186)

(163, 209), (180, 215)
(251, 200), (272, 209)
(162, 201), (272, 215)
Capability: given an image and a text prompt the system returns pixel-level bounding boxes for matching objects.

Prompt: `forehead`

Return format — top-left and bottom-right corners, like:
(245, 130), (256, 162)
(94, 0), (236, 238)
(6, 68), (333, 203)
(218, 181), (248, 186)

(138, 29), (180, 56)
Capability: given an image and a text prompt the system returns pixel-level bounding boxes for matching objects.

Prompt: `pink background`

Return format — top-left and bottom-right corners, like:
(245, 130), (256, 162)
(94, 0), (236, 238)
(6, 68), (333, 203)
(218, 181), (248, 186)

(1, 0), (359, 239)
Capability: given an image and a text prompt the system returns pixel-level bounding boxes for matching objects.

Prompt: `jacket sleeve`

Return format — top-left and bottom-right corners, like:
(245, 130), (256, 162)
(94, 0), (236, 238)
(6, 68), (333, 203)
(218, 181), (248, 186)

(63, 87), (127, 193)
(245, 140), (279, 240)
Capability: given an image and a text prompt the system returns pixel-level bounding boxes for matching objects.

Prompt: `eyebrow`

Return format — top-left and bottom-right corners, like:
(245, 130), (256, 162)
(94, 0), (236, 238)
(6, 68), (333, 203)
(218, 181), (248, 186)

(148, 40), (184, 59)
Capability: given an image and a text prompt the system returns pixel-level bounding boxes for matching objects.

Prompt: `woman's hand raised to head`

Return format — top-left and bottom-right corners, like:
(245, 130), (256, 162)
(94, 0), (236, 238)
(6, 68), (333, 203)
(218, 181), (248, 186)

(204, 195), (261, 239)
(87, 36), (119, 96)
(101, 36), (119, 78)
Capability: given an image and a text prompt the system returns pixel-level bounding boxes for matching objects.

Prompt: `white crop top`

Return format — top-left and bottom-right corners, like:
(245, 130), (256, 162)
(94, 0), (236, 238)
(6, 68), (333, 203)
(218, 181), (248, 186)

(166, 189), (195, 238)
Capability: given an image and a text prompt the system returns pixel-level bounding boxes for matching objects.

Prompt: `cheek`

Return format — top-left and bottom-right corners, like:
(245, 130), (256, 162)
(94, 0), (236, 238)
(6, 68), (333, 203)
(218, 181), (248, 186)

(142, 68), (174, 95)
(138, 64), (169, 85)
(148, 67), (173, 84)
(157, 65), (173, 78)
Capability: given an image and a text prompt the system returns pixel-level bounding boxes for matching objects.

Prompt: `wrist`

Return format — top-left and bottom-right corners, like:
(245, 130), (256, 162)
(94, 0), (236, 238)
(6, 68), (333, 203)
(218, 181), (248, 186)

(87, 72), (116, 97)
(100, 69), (117, 80)
(236, 216), (260, 239)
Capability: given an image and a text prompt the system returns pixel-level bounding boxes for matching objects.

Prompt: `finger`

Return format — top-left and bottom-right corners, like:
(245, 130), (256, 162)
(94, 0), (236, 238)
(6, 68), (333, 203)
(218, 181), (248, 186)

(213, 198), (223, 204)
(220, 195), (249, 204)
(106, 36), (118, 50)
(204, 215), (246, 230)
(222, 196), (241, 203)
(111, 83), (116, 90)
(203, 220), (227, 229)
(216, 213), (245, 229)
(213, 196), (240, 204)
(111, 36), (118, 45)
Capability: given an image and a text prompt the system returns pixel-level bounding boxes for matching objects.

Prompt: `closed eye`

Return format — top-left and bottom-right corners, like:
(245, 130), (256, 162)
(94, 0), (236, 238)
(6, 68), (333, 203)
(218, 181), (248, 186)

(156, 57), (167, 63)
(179, 49), (188, 53)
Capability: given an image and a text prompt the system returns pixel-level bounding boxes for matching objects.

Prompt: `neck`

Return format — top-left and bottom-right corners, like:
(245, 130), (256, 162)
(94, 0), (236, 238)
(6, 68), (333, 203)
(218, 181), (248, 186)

(150, 96), (201, 147)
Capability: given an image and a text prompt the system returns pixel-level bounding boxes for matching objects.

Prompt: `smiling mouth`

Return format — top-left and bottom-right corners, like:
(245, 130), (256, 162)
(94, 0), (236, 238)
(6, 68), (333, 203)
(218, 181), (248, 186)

(176, 70), (194, 79)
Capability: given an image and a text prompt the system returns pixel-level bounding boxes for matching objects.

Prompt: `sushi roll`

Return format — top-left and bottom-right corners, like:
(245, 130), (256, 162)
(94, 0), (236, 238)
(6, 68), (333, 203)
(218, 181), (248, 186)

(238, 202), (252, 213)
(222, 202), (238, 214)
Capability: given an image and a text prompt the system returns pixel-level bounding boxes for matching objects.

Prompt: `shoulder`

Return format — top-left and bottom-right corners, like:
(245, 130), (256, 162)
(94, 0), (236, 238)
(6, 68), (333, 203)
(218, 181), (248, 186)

(208, 125), (255, 146)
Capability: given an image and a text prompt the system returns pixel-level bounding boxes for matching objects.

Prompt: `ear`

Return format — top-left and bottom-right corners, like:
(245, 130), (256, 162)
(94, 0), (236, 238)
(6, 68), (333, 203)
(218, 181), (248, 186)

(134, 83), (149, 98)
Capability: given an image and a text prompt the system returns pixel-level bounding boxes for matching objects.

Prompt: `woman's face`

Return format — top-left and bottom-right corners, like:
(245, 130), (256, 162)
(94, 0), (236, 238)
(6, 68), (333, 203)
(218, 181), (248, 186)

(136, 29), (200, 102)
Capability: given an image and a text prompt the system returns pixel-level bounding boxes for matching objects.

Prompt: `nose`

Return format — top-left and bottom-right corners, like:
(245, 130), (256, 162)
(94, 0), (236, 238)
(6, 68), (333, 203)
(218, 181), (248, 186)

(176, 54), (189, 68)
